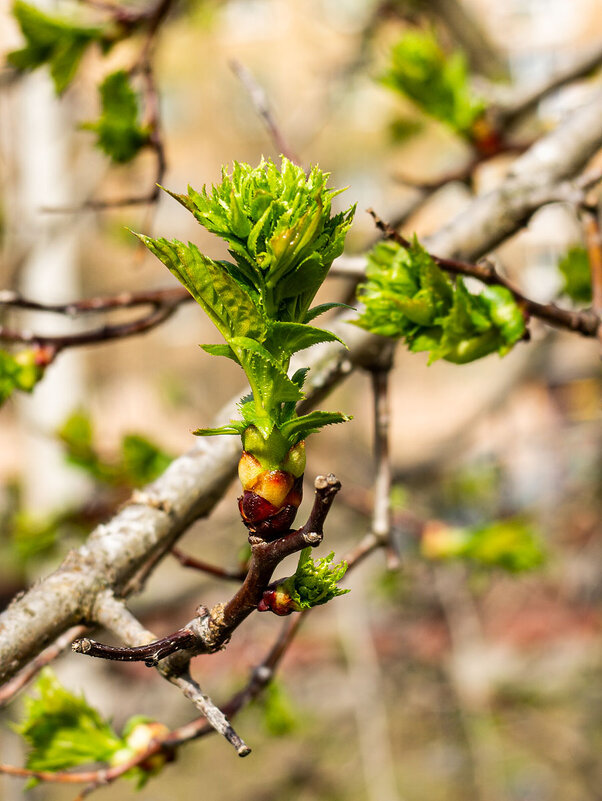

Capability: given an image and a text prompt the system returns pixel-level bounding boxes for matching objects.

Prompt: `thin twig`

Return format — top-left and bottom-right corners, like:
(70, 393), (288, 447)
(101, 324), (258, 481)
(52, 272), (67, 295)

(230, 59), (301, 166)
(366, 343), (398, 568)
(493, 40), (602, 128)
(0, 501), (379, 796)
(0, 300), (180, 354)
(0, 287), (191, 315)
(169, 671), (251, 756)
(171, 547), (247, 581)
(43, 0), (171, 213)
(0, 625), (88, 708)
(72, 628), (197, 666)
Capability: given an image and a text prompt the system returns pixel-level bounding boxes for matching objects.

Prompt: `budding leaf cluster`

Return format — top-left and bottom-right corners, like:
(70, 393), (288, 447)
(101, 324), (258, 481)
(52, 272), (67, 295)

(558, 245), (592, 304)
(281, 547), (350, 611)
(14, 670), (167, 787)
(382, 29), (486, 139)
(7, 0), (111, 94)
(136, 158), (355, 448)
(355, 239), (525, 364)
(0, 349), (43, 406)
(82, 70), (150, 164)
(421, 518), (545, 573)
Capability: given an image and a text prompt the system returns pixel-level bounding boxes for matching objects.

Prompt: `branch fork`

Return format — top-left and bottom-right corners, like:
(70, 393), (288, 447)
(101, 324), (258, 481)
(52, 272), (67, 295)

(71, 473), (341, 667)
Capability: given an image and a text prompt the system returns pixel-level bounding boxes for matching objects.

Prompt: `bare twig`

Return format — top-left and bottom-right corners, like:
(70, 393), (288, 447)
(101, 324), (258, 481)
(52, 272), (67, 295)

(230, 59), (301, 166)
(0, 301), (179, 355)
(171, 547), (247, 581)
(72, 475), (341, 666)
(0, 501), (381, 796)
(169, 671), (251, 756)
(493, 41), (602, 128)
(0, 287), (191, 315)
(366, 343), (398, 569)
(0, 625), (88, 708)
(72, 628), (197, 666)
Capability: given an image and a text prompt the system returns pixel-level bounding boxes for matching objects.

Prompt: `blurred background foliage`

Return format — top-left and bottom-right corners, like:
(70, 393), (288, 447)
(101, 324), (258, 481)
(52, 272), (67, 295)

(0, 0), (601, 800)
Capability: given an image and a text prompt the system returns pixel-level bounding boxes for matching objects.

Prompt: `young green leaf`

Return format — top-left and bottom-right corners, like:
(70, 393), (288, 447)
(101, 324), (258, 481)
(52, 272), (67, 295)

(13, 669), (123, 777)
(382, 29), (486, 139)
(0, 349), (44, 406)
(121, 434), (172, 485)
(558, 245), (593, 304)
(161, 158), (355, 321)
(14, 671), (169, 788)
(279, 411), (351, 445)
(58, 410), (173, 487)
(8, 0), (109, 94)
(355, 238), (525, 364)
(303, 301), (354, 322)
(264, 322), (344, 362)
(283, 547), (350, 610)
(421, 518), (545, 573)
(135, 235), (266, 342)
(136, 159), (354, 458)
(82, 70), (149, 164)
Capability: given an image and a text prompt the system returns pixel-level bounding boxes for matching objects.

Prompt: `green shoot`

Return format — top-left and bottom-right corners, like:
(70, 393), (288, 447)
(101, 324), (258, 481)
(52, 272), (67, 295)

(354, 239), (525, 364)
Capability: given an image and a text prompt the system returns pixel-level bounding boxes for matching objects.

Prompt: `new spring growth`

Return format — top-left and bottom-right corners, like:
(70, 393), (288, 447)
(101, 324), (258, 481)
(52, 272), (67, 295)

(258, 547), (350, 615)
(136, 158), (355, 537)
(355, 238), (525, 364)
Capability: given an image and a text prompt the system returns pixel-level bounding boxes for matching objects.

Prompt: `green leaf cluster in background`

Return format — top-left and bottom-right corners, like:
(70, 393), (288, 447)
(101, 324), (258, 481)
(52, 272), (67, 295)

(7, 0), (111, 94)
(354, 239), (525, 364)
(382, 29), (486, 139)
(256, 680), (299, 737)
(0, 349), (43, 406)
(280, 547), (349, 611)
(558, 246), (593, 304)
(421, 518), (545, 573)
(58, 410), (172, 487)
(0, 412), (172, 567)
(14, 670), (167, 787)
(14, 669), (123, 779)
(136, 158), (355, 454)
(82, 70), (150, 163)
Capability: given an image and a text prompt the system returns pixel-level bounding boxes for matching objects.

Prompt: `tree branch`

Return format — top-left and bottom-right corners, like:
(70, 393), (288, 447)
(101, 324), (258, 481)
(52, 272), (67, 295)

(0, 625), (87, 708)
(0, 301), (179, 355)
(492, 42), (602, 128)
(3, 84), (602, 685)
(71, 475), (341, 665)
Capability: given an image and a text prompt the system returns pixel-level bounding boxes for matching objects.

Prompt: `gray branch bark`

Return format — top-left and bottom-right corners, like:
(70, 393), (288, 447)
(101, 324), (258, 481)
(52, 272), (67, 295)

(2, 87), (602, 685)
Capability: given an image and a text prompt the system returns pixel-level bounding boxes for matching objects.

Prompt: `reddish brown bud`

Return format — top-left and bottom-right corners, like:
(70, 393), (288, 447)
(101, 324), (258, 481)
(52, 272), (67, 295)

(239, 491), (279, 524)
(257, 588), (294, 616)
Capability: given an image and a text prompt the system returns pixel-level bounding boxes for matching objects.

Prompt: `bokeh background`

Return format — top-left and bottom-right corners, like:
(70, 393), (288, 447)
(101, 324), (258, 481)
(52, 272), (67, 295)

(1, 0), (601, 799)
